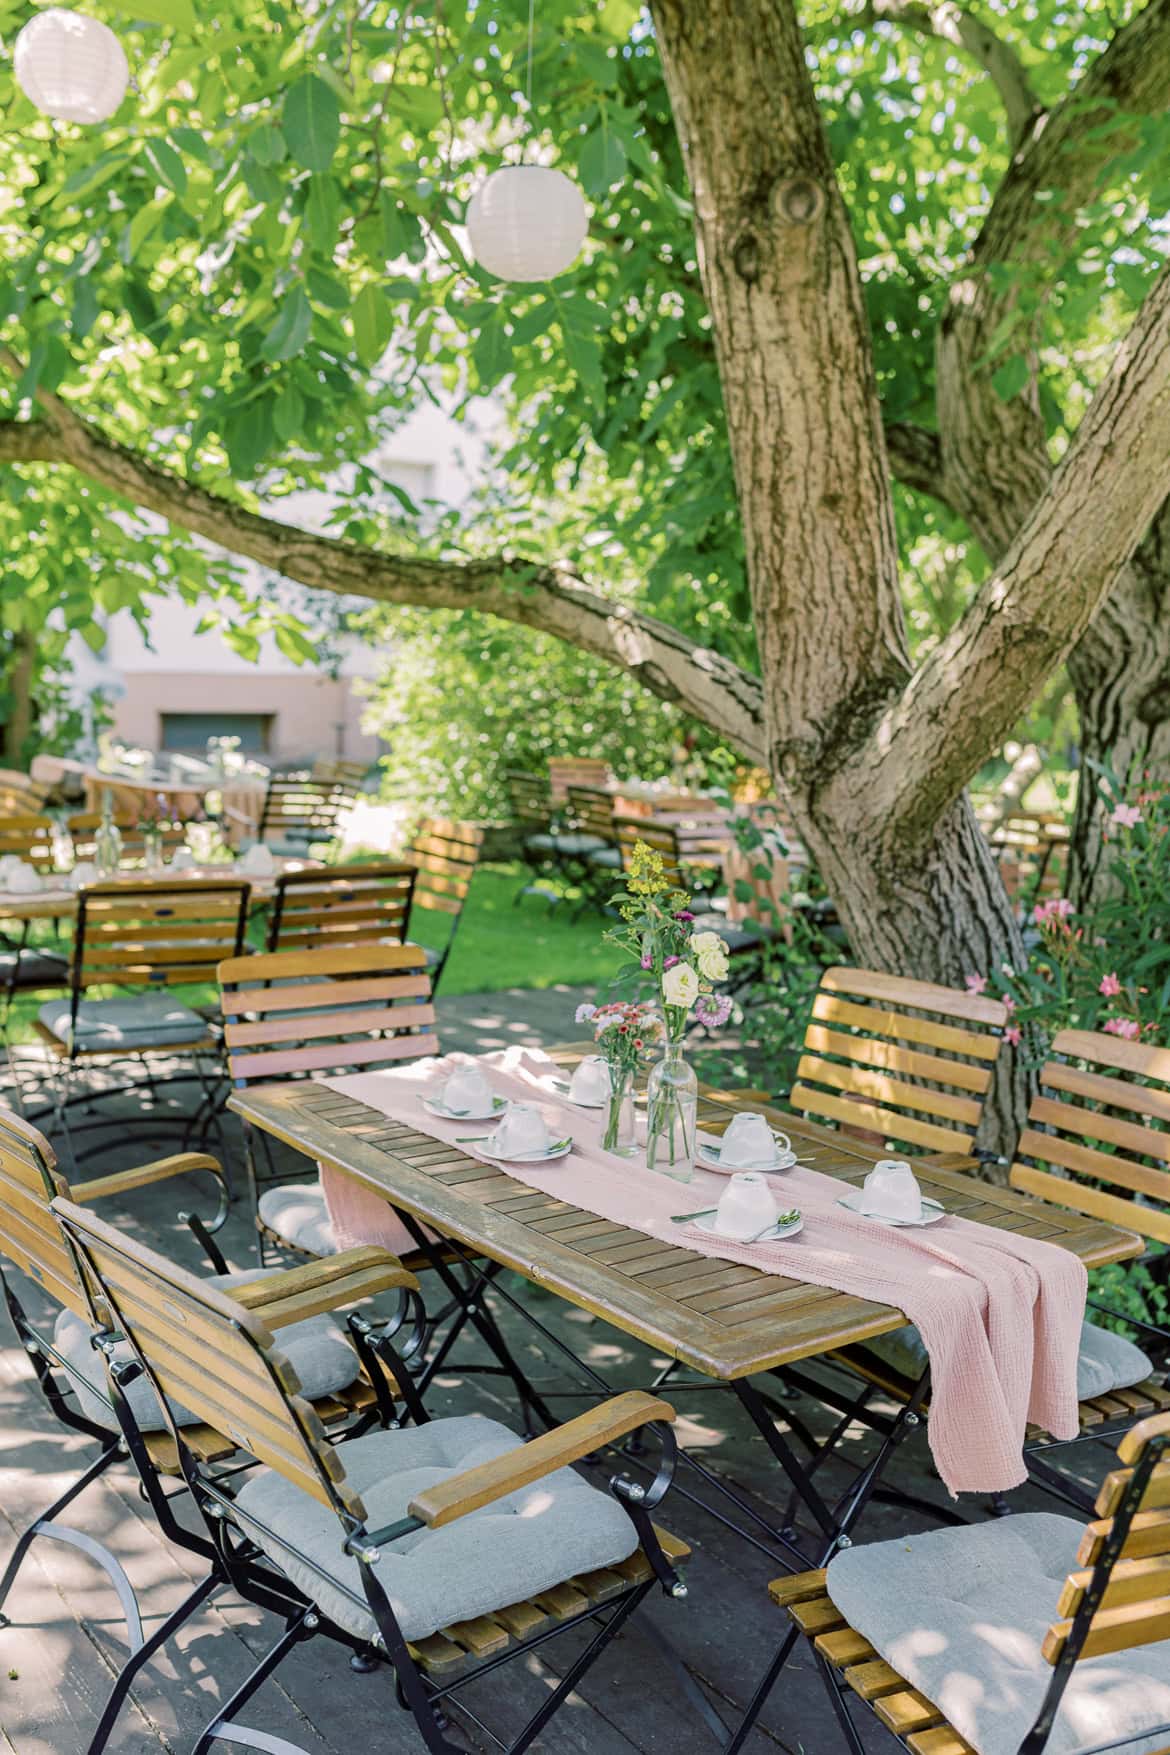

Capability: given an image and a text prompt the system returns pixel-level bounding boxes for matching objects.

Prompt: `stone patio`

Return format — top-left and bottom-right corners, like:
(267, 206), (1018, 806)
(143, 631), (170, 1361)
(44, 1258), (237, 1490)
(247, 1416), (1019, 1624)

(0, 984), (1098, 1755)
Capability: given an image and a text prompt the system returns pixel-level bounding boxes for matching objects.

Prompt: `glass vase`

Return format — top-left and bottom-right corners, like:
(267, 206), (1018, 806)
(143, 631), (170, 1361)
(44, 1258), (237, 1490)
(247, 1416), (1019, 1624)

(142, 825), (165, 872)
(601, 1067), (638, 1156)
(646, 1040), (697, 1182)
(94, 791), (122, 878)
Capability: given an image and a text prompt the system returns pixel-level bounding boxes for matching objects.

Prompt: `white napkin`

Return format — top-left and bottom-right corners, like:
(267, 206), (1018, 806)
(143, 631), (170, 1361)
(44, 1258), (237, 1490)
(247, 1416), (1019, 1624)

(860, 1159), (923, 1222)
(6, 862), (43, 895)
(239, 843), (276, 876)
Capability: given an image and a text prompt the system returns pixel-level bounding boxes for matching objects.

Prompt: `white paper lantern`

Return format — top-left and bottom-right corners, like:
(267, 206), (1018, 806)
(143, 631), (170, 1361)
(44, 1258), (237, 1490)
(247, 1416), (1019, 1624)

(466, 165), (588, 283)
(14, 9), (129, 125)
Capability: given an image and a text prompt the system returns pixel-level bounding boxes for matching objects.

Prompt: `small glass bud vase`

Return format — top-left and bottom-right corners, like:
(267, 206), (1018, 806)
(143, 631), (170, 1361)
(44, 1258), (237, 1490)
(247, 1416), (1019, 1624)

(142, 825), (165, 872)
(602, 1066), (638, 1157)
(94, 790), (122, 878)
(646, 1041), (697, 1182)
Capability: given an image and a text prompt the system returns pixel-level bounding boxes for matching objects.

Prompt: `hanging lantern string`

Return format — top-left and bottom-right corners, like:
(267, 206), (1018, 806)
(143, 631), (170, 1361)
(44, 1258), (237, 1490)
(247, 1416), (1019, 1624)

(520, 0), (535, 162)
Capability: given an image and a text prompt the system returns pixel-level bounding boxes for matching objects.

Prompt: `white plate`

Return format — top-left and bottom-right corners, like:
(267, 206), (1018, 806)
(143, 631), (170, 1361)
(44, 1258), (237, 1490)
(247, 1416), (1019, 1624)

(837, 1191), (947, 1227)
(423, 1095), (509, 1123)
(697, 1142), (798, 1175)
(692, 1213), (803, 1243)
(478, 1139), (573, 1165)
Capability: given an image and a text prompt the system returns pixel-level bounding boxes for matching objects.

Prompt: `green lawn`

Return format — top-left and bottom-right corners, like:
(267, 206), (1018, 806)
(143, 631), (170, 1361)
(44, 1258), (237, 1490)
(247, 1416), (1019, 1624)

(3, 862), (622, 1043)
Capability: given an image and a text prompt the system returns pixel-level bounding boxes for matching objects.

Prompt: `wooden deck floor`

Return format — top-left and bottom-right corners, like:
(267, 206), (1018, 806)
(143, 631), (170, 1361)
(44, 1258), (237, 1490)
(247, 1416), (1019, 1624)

(0, 985), (1106, 1754)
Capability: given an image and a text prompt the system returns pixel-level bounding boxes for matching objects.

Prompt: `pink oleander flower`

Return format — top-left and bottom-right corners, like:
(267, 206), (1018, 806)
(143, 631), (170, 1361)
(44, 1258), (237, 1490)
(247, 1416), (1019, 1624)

(1034, 897), (1075, 927)
(965, 974), (987, 995)
(1002, 995), (1015, 1014)
(575, 1003), (597, 1023)
(1004, 1025), (1021, 1047)
(1104, 1017), (1141, 1039)
(1099, 972), (1122, 998)
(1112, 802), (1143, 830)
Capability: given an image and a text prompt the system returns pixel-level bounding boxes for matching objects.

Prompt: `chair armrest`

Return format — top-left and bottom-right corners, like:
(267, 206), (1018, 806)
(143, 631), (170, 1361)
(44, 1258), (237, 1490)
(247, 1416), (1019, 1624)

(407, 1391), (675, 1529)
(72, 1154), (226, 1203)
(232, 1246), (419, 1329)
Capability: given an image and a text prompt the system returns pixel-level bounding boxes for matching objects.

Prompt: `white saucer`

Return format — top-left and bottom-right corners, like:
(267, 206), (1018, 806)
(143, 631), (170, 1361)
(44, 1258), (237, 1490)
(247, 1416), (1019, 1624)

(423, 1094), (509, 1123)
(692, 1213), (803, 1243)
(837, 1191), (946, 1227)
(698, 1142), (798, 1175)
(478, 1138), (572, 1165)
(553, 1078), (608, 1109)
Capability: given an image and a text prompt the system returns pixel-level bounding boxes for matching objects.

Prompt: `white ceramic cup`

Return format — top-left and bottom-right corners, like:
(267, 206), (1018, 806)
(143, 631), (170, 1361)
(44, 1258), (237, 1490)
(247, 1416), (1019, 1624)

(170, 847), (196, 870)
(570, 1055), (611, 1104)
(720, 1112), (788, 1168)
(68, 861), (98, 891)
(491, 1103), (549, 1157)
(863, 1159), (922, 1221)
(7, 862), (42, 895)
(715, 1172), (778, 1240)
(240, 843), (275, 876)
(443, 1066), (495, 1115)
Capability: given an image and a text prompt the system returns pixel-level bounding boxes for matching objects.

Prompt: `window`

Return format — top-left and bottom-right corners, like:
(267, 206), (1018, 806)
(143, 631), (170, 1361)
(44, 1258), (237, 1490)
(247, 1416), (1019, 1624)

(160, 712), (273, 754)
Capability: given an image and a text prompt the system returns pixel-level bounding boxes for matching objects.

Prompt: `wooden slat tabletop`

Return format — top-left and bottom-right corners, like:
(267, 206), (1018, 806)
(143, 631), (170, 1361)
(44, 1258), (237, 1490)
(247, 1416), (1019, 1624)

(229, 1048), (1143, 1382)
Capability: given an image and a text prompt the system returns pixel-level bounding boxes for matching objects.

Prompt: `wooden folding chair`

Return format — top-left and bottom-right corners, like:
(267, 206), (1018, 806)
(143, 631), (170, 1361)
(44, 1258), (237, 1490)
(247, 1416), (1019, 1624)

(403, 816), (483, 990)
(0, 1104), (409, 1638)
(218, 942), (440, 1266)
(265, 859), (416, 953)
(503, 766), (561, 905)
(547, 754), (611, 802)
(54, 1192), (689, 1755)
(33, 879), (249, 1166)
(790, 966), (1008, 1159)
(258, 772), (356, 859)
(0, 770), (49, 815)
(754, 1411), (1170, 1755)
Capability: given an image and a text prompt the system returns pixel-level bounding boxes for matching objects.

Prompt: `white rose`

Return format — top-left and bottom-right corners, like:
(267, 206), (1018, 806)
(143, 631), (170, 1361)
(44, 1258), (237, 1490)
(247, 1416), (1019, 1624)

(696, 944), (729, 982)
(689, 930), (723, 957)
(662, 962), (700, 1008)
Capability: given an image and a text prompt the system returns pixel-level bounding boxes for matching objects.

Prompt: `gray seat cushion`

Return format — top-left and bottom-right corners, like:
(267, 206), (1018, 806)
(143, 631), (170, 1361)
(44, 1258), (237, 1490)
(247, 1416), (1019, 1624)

(53, 1269), (359, 1433)
(827, 1513), (1170, 1755)
(258, 1182), (339, 1257)
(523, 833), (558, 853)
(866, 1315), (1154, 1403)
(0, 949), (69, 987)
(233, 1415), (640, 1644)
(552, 833), (607, 856)
(587, 847), (622, 869)
(38, 994), (212, 1049)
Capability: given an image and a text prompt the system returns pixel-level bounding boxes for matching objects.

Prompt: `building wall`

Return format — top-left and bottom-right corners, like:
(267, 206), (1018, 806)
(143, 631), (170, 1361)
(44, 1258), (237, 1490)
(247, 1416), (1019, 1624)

(112, 670), (379, 764)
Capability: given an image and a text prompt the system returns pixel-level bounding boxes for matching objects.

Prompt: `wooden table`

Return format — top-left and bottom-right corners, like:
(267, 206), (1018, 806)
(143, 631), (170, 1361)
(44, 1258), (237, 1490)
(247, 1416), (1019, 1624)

(0, 857), (319, 924)
(230, 1051), (1141, 1570)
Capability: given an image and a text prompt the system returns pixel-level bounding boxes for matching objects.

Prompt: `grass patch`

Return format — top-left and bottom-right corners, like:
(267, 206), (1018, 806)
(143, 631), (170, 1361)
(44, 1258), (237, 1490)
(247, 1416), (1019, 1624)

(2, 862), (623, 1042)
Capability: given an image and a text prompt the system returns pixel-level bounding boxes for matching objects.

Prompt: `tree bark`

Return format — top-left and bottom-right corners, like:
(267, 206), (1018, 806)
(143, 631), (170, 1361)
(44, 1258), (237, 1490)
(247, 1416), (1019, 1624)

(1, 631), (35, 767)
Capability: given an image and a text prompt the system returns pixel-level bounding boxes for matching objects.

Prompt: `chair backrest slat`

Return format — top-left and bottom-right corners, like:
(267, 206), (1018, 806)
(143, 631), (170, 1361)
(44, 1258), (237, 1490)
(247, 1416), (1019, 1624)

(0, 812), (56, 870)
(51, 1197), (363, 1514)
(67, 811), (189, 866)
(547, 756), (610, 802)
(266, 861), (415, 953)
(790, 967), (1007, 1155)
(219, 943), (438, 1087)
(567, 786), (616, 842)
(407, 818), (482, 921)
(616, 819), (684, 884)
(259, 775), (356, 849)
(1041, 1414), (1170, 1666)
(0, 1108), (93, 1319)
(0, 771), (49, 815)
(74, 881), (249, 991)
(504, 769), (551, 828)
(1009, 1028), (1170, 1247)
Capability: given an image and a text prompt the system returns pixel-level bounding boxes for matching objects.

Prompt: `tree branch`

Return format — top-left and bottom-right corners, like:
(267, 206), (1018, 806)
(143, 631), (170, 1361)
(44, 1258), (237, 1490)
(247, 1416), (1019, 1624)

(870, 263), (1170, 838)
(858, 0), (1040, 146)
(0, 390), (767, 763)
(883, 422), (953, 504)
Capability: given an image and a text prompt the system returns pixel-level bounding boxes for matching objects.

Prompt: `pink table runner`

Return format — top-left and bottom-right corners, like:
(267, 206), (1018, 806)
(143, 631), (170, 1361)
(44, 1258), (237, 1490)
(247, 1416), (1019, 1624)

(319, 1047), (1086, 1495)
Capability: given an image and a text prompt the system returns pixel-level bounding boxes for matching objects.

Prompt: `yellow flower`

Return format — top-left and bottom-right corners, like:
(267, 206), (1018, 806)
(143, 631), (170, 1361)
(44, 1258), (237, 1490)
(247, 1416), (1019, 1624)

(626, 840), (671, 896)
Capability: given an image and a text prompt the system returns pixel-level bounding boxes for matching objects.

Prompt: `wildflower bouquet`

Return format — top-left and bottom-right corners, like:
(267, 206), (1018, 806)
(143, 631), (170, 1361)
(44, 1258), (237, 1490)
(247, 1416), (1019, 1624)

(606, 840), (732, 1043)
(575, 999), (663, 1152)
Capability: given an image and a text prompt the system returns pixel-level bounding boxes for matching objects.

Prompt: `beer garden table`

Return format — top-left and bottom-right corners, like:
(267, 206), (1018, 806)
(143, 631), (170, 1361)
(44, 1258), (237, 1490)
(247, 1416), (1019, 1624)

(229, 1046), (1142, 1574)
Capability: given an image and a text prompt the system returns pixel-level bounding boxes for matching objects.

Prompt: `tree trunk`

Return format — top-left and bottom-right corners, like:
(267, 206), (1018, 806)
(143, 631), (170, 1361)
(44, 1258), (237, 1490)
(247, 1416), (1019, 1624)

(2, 632), (35, 767)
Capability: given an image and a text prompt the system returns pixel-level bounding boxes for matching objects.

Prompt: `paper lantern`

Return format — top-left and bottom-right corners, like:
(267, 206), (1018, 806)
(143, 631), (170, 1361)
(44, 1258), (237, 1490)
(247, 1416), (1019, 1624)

(14, 9), (129, 124)
(466, 165), (588, 282)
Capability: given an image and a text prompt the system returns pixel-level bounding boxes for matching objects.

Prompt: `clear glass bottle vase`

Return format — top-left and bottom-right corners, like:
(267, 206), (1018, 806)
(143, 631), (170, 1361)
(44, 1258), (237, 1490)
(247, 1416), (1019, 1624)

(646, 1040), (697, 1182)
(94, 789), (122, 877)
(601, 1067), (638, 1156)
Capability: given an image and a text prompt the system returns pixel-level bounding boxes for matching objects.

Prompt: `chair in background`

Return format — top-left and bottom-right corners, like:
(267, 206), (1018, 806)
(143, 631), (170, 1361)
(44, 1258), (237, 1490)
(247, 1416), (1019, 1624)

(266, 860), (416, 953)
(56, 1192), (690, 1755)
(33, 878), (250, 1164)
(991, 810), (1070, 916)
(258, 772), (356, 859)
(504, 766), (562, 904)
(403, 817), (484, 990)
(219, 942), (439, 1265)
(759, 1411), (1170, 1755)
(614, 817), (778, 981)
(566, 784), (620, 912)
(0, 812), (55, 870)
(0, 771), (49, 814)
(547, 754), (612, 802)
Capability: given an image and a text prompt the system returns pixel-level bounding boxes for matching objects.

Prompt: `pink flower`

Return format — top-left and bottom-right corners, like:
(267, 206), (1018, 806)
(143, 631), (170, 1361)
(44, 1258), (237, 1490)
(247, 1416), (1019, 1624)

(1002, 995), (1015, 1014)
(1004, 1025), (1021, 1046)
(965, 974), (987, 995)
(640, 954), (653, 970)
(663, 955), (680, 969)
(694, 992), (732, 1029)
(1099, 972), (1122, 998)
(1103, 1017), (1141, 1039)
(1112, 802), (1143, 830)
(1034, 897), (1075, 927)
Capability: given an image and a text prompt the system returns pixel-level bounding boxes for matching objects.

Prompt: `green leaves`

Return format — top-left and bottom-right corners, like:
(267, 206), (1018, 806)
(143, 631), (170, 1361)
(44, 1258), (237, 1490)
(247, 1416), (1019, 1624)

(107, 0), (197, 28)
(142, 137), (187, 195)
(351, 283), (393, 368)
(579, 122), (627, 197)
(282, 74), (342, 174)
(261, 286), (312, 362)
(992, 355), (1030, 402)
(472, 309), (512, 388)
